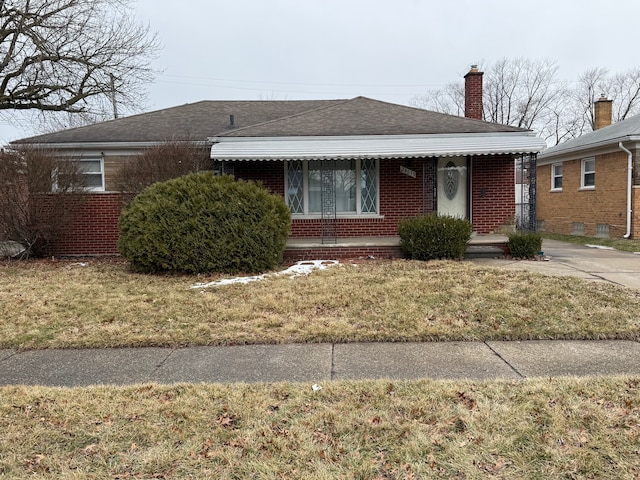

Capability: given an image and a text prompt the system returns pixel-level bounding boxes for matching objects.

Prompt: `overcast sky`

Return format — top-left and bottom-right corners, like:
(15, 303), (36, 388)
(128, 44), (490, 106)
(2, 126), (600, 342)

(2, 0), (639, 143)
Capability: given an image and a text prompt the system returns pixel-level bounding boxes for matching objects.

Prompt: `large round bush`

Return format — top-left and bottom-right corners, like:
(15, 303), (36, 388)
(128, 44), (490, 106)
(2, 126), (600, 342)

(118, 173), (291, 273)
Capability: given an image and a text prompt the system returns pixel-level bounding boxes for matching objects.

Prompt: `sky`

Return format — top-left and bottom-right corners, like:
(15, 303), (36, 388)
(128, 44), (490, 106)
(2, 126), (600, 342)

(2, 0), (639, 143)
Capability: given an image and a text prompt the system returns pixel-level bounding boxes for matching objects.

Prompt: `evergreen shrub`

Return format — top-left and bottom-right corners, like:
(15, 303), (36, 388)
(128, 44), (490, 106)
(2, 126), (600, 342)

(118, 173), (291, 274)
(398, 214), (472, 260)
(507, 232), (543, 259)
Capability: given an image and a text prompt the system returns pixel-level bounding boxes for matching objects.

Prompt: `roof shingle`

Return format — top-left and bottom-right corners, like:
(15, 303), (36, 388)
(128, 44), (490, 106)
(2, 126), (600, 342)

(13, 97), (526, 145)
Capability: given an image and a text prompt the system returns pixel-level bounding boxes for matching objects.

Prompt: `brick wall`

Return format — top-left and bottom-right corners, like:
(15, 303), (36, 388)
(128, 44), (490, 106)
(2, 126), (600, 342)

(41, 155), (516, 256)
(471, 155), (515, 233)
(537, 152), (629, 237)
(236, 158), (433, 238)
(37, 193), (123, 256)
(284, 245), (404, 262)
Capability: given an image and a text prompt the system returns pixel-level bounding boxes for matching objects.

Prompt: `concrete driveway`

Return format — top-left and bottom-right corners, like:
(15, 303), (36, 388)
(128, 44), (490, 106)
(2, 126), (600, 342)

(472, 239), (640, 290)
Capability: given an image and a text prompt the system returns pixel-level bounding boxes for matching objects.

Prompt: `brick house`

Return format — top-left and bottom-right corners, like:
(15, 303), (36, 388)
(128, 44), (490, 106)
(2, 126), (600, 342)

(537, 97), (640, 239)
(11, 67), (545, 258)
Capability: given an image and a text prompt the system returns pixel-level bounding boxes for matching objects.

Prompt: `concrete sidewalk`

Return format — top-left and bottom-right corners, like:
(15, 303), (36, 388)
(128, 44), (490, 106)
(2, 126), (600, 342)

(1, 340), (639, 387)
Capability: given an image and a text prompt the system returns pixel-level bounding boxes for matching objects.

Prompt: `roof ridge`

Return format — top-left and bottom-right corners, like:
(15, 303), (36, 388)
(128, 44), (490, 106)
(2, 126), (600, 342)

(214, 98), (355, 137)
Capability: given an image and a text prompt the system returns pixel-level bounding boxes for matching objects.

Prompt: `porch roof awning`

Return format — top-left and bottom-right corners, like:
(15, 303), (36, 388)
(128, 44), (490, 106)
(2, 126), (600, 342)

(210, 133), (547, 161)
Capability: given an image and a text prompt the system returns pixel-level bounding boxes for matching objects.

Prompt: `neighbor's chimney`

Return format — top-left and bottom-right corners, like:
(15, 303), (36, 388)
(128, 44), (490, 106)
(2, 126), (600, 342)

(464, 65), (483, 120)
(594, 95), (613, 130)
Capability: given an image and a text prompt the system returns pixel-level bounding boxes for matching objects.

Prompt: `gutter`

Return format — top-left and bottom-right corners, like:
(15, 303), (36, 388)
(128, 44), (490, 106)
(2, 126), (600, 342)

(619, 142), (633, 238)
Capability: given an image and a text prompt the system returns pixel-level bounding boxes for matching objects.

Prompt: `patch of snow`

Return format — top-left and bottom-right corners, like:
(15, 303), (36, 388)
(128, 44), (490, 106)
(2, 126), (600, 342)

(585, 244), (615, 250)
(191, 260), (339, 289)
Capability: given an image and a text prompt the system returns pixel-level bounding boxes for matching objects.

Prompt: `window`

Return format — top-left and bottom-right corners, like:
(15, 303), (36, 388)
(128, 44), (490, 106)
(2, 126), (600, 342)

(581, 157), (595, 189)
(551, 163), (563, 190)
(572, 222), (585, 236)
(596, 224), (610, 238)
(286, 159), (378, 215)
(54, 158), (105, 192)
(75, 159), (104, 191)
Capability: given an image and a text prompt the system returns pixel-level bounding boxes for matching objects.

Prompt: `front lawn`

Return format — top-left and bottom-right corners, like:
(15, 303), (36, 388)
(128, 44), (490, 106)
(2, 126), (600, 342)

(1, 258), (639, 350)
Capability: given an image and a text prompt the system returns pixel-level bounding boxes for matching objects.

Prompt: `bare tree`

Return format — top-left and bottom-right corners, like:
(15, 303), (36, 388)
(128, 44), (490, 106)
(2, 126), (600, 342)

(572, 67), (609, 133)
(0, 146), (87, 257)
(409, 82), (464, 116)
(0, 0), (159, 118)
(410, 58), (563, 133)
(482, 58), (562, 130)
(574, 67), (640, 130)
(113, 141), (212, 198)
(410, 58), (640, 145)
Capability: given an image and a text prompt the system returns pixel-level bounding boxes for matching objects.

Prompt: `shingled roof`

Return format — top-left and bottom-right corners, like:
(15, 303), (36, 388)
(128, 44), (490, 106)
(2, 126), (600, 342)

(12, 100), (345, 144)
(216, 96), (525, 138)
(538, 112), (640, 162)
(13, 97), (526, 146)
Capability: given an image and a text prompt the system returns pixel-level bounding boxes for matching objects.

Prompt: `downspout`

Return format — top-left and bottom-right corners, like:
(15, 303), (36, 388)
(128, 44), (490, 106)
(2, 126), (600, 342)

(619, 142), (633, 238)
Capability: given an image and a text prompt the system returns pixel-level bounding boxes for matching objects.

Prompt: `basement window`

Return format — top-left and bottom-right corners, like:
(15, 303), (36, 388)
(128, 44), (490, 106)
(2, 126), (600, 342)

(596, 224), (610, 238)
(581, 157), (595, 189)
(572, 222), (585, 236)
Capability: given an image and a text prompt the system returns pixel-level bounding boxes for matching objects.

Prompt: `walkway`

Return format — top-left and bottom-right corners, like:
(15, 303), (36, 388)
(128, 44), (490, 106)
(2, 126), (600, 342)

(1, 340), (639, 387)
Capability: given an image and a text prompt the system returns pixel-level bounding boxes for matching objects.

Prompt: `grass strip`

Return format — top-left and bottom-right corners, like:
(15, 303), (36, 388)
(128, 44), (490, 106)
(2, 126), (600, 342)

(1, 377), (639, 478)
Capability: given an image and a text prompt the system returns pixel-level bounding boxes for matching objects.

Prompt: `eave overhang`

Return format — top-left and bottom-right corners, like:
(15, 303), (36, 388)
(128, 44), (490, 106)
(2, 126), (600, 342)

(537, 135), (640, 165)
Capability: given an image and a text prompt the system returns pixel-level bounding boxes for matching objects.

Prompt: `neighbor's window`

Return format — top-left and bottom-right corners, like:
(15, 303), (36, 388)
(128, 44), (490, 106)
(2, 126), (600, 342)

(551, 163), (563, 190)
(286, 159), (379, 215)
(581, 157), (595, 189)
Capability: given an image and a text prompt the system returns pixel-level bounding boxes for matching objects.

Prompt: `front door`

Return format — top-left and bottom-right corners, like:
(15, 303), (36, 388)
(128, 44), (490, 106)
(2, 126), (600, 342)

(437, 157), (468, 219)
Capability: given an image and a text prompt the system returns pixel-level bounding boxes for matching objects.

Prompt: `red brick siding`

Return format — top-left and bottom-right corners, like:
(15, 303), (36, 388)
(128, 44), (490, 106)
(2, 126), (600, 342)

(232, 160), (285, 194)
(39, 155), (515, 256)
(37, 193), (123, 256)
(284, 246), (404, 262)
(235, 158), (434, 238)
(471, 156), (515, 233)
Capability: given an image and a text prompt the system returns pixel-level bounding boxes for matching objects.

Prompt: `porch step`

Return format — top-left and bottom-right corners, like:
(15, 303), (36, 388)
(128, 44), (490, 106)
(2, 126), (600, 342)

(464, 244), (507, 259)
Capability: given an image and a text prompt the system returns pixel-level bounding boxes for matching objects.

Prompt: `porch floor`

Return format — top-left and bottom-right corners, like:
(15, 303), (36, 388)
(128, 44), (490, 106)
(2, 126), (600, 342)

(285, 234), (509, 259)
(286, 234), (508, 248)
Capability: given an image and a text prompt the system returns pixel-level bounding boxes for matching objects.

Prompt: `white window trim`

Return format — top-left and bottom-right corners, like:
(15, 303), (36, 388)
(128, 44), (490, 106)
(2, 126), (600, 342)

(52, 157), (105, 192)
(285, 159), (380, 217)
(80, 158), (106, 192)
(551, 162), (563, 191)
(580, 157), (595, 190)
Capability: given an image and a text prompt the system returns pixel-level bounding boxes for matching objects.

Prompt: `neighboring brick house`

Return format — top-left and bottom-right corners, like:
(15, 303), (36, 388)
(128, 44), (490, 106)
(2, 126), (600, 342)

(10, 67), (545, 258)
(537, 97), (640, 239)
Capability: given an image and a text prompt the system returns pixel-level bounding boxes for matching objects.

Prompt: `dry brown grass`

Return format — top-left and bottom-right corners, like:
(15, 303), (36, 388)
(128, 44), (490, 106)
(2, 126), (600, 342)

(1, 258), (640, 350)
(1, 377), (639, 478)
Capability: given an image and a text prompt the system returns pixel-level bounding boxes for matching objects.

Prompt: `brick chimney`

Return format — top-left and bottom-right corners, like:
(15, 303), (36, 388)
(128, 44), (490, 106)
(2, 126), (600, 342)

(464, 65), (483, 120)
(594, 95), (613, 130)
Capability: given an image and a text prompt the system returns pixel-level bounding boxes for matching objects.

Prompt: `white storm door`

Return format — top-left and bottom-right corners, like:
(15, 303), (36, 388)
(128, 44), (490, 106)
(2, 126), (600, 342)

(437, 157), (468, 219)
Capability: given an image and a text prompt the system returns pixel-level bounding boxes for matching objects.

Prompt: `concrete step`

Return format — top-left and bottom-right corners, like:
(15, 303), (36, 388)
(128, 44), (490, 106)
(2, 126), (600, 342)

(464, 244), (507, 259)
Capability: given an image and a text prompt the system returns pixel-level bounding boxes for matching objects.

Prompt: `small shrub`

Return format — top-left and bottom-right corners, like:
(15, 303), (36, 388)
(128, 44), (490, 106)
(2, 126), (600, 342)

(398, 214), (472, 260)
(118, 173), (291, 274)
(507, 232), (543, 259)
